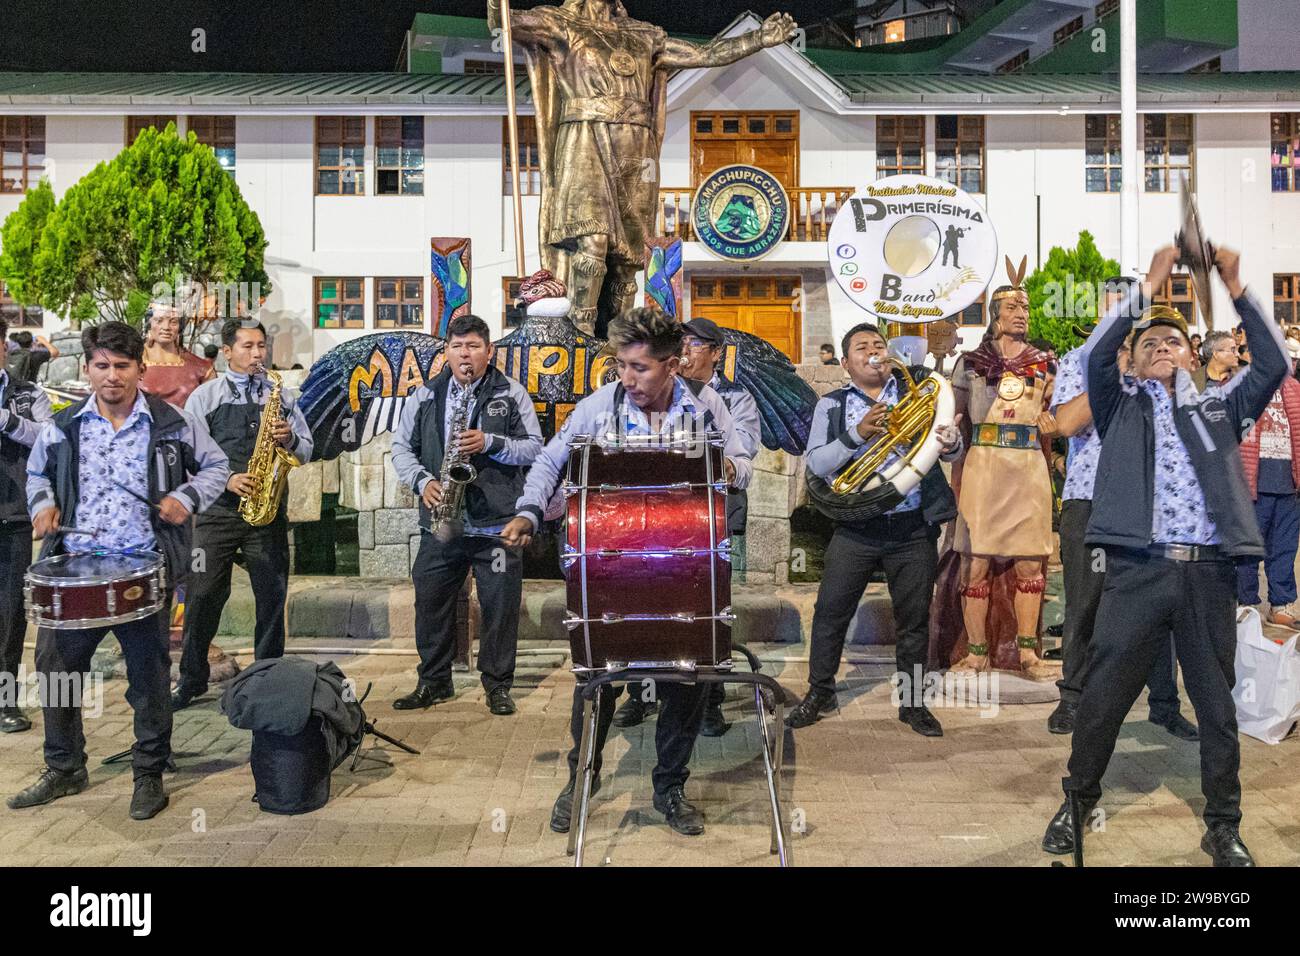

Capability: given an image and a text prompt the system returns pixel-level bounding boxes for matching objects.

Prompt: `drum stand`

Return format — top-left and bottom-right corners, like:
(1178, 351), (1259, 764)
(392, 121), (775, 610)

(566, 647), (795, 868)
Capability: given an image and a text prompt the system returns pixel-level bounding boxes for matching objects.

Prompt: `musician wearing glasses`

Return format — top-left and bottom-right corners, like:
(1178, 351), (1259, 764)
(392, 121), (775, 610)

(501, 307), (754, 838)
(1044, 246), (1284, 867)
(171, 319), (314, 711)
(607, 316), (760, 737)
(9, 321), (228, 821)
(0, 314), (53, 736)
(390, 314), (542, 717)
(786, 325), (961, 738)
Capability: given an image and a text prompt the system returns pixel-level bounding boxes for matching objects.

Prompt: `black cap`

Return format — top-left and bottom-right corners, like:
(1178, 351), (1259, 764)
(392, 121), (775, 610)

(682, 317), (725, 346)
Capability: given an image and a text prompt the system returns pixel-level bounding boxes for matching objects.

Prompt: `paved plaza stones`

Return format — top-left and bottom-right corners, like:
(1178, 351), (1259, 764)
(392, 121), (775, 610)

(3, 635), (1297, 868)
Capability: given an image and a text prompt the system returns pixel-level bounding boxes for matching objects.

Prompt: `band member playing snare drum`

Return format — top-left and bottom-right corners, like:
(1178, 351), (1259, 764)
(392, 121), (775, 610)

(8, 322), (228, 821)
(0, 312), (54, 735)
(501, 307), (754, 838)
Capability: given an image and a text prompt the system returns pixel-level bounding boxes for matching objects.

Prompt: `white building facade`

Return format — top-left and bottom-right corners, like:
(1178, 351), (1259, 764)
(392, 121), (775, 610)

(3, 12), (1300, 367)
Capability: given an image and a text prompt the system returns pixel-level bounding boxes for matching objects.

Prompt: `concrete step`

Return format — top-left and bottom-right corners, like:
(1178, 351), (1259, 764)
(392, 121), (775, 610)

(213, 567), (909, 647)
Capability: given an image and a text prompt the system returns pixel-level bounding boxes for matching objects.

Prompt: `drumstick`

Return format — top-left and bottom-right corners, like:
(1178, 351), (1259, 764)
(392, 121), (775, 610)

(52, 525), (104, 539)
(111, 479), (161, 512)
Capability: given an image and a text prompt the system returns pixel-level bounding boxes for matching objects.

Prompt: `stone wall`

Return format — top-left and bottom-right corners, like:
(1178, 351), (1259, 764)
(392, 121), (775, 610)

(332, 431), (424, 577)
(271, 362), (851, 583)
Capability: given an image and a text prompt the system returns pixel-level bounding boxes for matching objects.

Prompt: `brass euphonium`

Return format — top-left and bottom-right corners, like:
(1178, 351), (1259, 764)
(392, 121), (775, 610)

(830, 357), (940, 494)
(806, 355), (955, 523)
(238, 364), (302, 527)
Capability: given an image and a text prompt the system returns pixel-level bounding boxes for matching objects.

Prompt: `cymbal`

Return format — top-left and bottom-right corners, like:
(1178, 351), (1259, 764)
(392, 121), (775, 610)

(1176, 175), (1215, 330)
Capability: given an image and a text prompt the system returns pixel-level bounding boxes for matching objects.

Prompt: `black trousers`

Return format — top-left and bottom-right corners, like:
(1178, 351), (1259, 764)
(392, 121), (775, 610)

(178, 511), (288, 693)
(567, 678), (708, 798)
(412, 531), (520, 692)
(807, 511), (938, 699)
(0, 523), (30, 699)
(1065, 548), (1242, 826)
(1058, 499), (1182, 721)
(35, 600), (173, 779)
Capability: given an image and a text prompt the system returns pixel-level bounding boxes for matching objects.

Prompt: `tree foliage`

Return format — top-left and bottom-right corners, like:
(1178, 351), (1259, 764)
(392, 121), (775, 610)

(0, 122), (270, 327)
(1024, 230), (1120, 355)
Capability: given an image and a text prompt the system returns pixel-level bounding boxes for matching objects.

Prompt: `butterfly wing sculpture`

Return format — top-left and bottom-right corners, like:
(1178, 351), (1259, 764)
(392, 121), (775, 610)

(714, 327), (818, 455)
(298, 330), (446, 462)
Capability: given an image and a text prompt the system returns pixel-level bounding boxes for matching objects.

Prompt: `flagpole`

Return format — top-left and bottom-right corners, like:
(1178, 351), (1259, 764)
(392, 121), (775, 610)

(501, 0), (526, 278)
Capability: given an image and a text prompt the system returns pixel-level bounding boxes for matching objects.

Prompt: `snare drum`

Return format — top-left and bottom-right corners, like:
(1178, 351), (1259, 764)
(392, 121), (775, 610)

(562, 433), (733, 672)
(25, 550), (167, 630)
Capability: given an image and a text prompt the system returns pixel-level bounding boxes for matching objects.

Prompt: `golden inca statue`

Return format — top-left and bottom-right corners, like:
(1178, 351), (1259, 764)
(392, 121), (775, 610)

(488, 0), (798, 334)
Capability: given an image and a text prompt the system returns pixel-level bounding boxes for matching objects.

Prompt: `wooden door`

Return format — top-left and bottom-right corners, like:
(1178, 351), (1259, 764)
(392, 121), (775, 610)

(691, 111), (799, 192)
(691, 275), (802, 363)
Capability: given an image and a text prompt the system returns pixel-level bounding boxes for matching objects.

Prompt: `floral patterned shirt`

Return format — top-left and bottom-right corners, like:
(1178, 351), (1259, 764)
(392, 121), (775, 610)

(69, 392), (155, 553)
(1051, 346), (1101, 502)
(1141, 378), (1219, 545)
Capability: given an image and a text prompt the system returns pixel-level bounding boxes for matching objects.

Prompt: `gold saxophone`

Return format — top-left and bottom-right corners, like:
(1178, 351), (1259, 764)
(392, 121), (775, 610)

(238, 365), (301, 527)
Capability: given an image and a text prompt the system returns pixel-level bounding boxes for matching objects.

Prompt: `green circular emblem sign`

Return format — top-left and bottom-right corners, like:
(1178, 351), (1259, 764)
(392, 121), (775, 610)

(693, 165), (790, 262)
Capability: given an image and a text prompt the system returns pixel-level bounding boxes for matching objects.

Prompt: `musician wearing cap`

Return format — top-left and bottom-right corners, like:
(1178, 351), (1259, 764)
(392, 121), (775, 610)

(1043, 245), (1286, 867)
(947, 258), (1058, 680)
(390, 313), (542, 716)
(170, 318), (314, 711)
(1047, 279), (1195, 740)
(608, 315), (760, 738)
(501, 307), (754, 837)
(787, 323), (962, 737)
(0, 311), (54, 736)
(8, 321), (229, 821)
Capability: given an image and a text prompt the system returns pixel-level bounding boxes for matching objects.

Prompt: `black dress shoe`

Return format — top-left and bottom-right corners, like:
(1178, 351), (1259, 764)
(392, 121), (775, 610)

(170, 685), (206, 711)
(1153, 713), (1199, 741)
(1042, 797), (1096, 855)
(486, 687), (516, 716)
(1202, 823), (1255, 867)
(612, 696), (656, 728)
(7, 766), (90, 809)
(0, 706), (32, 734)
(129, 775), (168, 821)
(785, 690), (837, 729)
(549, 774), (602, 833)
(652, 786), (705, 836)
(392, 680), (454, 710)
(699, 703), (729, 737)
(899, 705), (943, 737)
(1047, 699), (1077, 735)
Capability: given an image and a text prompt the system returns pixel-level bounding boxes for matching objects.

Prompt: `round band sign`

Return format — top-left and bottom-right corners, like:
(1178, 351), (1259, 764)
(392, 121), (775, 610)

(827, 174), (997, 324)
(693, 165), (790, 262)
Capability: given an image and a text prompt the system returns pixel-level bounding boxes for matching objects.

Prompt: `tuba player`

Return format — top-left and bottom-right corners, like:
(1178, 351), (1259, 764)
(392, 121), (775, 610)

(787, 325), (962, 737)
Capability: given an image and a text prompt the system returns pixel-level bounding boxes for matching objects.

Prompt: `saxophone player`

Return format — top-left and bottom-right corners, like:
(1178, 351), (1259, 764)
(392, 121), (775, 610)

(171, 318), (313, 710)
(390, 314), (542, 715)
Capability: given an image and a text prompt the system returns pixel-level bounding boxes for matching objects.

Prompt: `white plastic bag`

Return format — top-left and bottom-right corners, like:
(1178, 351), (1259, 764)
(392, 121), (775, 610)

(1232, 607), (1300, 744)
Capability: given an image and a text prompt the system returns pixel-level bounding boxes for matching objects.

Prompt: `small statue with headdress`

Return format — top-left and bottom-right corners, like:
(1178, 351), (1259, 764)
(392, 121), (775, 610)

(931, 254), (1061, 683)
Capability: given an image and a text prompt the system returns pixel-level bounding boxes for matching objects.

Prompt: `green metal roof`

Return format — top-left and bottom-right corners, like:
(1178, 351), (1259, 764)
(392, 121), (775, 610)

(0, 67), (1296, 110)
(0, 72), (529, 107)
(836, 70), (1300, 105)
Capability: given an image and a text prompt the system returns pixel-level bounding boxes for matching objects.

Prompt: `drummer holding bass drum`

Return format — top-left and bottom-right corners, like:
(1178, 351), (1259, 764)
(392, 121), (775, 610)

(8, 321), (229, 821)
(500, 308), (754, 838)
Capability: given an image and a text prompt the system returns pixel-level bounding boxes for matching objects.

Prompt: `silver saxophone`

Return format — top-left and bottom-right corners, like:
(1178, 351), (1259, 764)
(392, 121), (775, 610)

(432, 368), (478, 541)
